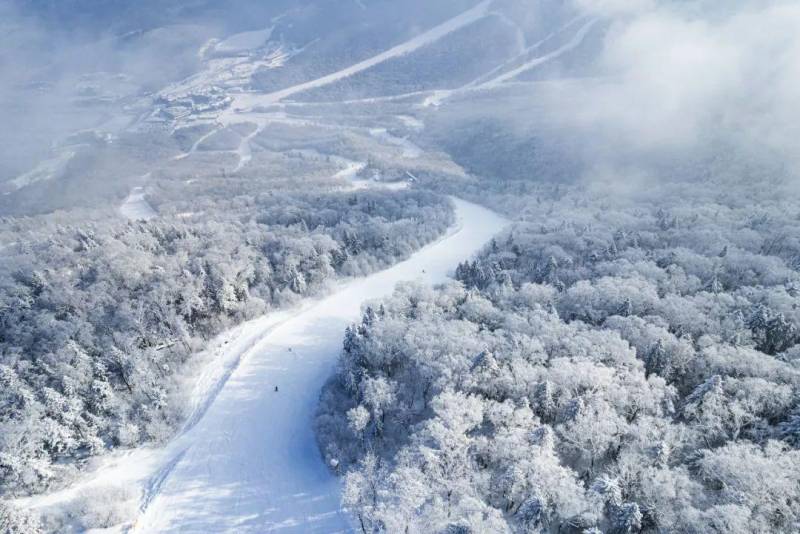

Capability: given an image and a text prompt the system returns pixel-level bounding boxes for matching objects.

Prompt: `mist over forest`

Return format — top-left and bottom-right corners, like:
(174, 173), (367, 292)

(1, 0), (798, 532)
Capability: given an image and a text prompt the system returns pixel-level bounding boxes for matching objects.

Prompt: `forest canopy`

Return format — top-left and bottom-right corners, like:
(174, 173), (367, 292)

(0, 188), (452, 495)
(317, 178), (800, 533)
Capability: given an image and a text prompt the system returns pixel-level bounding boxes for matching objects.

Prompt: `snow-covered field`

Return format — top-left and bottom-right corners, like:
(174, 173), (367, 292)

(214, 27), (275, 55)
(368, 128), (422, 159)
(19, 197), (508, 533)
(119, 186), (157, 221)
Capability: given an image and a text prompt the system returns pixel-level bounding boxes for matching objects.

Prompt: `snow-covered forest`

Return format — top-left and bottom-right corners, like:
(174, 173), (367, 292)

(0, 188), (451, 495)
(314, 1), (800, 529)
(2, 0), (800, 531)
(317, 178), (800, 533)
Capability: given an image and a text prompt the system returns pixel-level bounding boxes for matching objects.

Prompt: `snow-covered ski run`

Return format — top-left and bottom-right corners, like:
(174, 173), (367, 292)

(18, 197), (508, 533)
(223, 0), (493, 112)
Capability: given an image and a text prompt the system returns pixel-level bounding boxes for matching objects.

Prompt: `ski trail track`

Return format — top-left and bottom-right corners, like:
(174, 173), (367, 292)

(462, 15), (588, 89)
(132, 198), (508, 533)
(233, 121), (266, 172)
(173, 127), (221, 161)
(18, 199), (509, 533)
(257, 16), (598, 110)
(476, 18), (599, 88)
(17, 3), (598, 529)
(222, 0), (493, 114)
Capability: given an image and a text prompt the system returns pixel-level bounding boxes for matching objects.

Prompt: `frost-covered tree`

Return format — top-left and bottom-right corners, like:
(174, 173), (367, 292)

(318, 176), (800, 533)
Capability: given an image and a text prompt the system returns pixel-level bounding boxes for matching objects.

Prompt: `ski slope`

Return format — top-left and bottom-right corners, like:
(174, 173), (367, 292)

(119, 186), (157, 221)
(133, 197), (507, 533)
(214, 27), (275, 55)
(19, 197), (508, 533)
(475, 18), (599, 88)
(225, 0), (492, 112)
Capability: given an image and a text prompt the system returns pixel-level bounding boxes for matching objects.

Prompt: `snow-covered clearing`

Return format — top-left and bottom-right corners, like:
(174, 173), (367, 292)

(19, 198), (508, 533)
(215, 27), (274, 55)
(119, 185), (156, 221)
(396, 114), (425, 132)
(173, 127), (221, 161)
(476, 18), (599, 88)
(174, 112), (422, 172)
(6, 150), (75, 193)
(224, 0), (492, 112)
(233, 121), (267, 172)
(331, 157), (368, 182)
(349, 178), (410, 192)
(420, 18), (599, 108)
(327, 156), (410, 191)
(368, 128), (422, 158)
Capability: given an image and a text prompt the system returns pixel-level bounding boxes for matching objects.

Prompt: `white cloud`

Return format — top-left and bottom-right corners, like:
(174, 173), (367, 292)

(553, 0), (800, 178)
(572, 0), (655, 16)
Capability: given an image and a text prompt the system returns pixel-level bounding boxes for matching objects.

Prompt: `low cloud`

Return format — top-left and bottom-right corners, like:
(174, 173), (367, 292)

(556, 0), (800, 182)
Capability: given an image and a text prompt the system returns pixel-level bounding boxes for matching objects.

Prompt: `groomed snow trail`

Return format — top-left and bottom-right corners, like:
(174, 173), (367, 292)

(224, 0), (492, 112)
(17, 200), (504, 531)
(121, 198), (507, 533)
(119, 183), (156, 221)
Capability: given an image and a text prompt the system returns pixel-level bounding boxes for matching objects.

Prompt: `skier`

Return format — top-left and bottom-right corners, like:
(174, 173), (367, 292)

(274, 386), (279, 392)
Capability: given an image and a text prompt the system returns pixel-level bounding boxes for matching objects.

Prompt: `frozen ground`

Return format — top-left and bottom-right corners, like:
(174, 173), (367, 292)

(19, 197), (508, 533)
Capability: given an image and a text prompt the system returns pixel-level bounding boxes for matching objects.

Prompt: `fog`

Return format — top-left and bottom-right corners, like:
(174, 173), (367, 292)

(0, 0), (221, 182)
(461, 0), (798, 195)
(0, 0), (797, 207)
(564, 0), (800, 177)
(2, 2), (799, 532)
(0, 0), (478, 208)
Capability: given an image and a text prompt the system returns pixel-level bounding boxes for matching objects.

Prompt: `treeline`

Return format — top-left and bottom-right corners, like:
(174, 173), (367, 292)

(0, 189), (453, 496)
(317, 180), (800, 533)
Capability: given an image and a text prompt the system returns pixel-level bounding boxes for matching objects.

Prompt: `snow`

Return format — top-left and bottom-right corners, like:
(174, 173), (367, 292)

(488, 10), (528, 54)
(174, 127), (221, 161)
(306, 17), (596, 110)
(476, 19), (599, 88)
(6, 150), (75, 193)
(134, 197), (507, 533)
(369, 128), (423, 158)
(349, 178), (410, 192)
(18, 198), (508, 533)
(331, 157), (368, 181)
(215, 27), (275, 55)
(422, 18), (599, 107)
(119, 185), (156, 221)
(396, 115), (425, 132)
(233, 121), (267, 172)
(225, 0), (493, 112)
